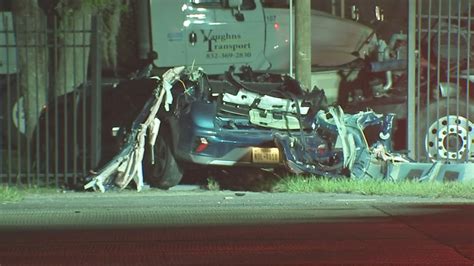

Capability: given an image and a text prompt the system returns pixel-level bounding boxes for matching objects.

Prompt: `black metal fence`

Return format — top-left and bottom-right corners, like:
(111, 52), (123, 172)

(0, 8), (102, 188)
(408, 0), (473, 163)
(1, 1), (472, 189)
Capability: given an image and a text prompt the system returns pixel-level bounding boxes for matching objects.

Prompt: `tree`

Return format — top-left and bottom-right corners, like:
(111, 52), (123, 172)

(11, 0), (49, 142)
(11, 0), (124, 143)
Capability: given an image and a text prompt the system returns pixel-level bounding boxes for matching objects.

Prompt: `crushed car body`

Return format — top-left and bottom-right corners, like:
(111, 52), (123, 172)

(274, 106), (473, 183)
(85, 66), (187, 192)
(84, 66), (473, 192)
(84, 65), (328, 191)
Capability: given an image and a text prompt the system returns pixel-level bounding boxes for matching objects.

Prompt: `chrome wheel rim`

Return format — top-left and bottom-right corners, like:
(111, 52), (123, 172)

(425, 115), (474, 161)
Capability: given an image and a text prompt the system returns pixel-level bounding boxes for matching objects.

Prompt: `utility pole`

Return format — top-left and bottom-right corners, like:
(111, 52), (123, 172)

(295, 0), (311, 91)
(136, 0), (152, 61)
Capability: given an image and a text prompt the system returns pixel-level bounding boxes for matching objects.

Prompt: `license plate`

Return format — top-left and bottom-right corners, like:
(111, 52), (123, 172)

(252, 147), (280, 163)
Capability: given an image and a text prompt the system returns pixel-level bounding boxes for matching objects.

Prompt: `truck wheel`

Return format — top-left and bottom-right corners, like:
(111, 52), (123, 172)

(144, 134), (183, 189)
(418, 98), (474, 162)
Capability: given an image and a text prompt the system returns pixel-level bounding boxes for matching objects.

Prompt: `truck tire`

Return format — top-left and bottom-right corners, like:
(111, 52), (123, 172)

(418, 98), (474, 162)
(144, 134), (183, 189)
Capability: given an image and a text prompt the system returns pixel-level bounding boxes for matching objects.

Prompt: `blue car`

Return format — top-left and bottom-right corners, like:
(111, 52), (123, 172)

(37, 66), (335, 189)
(146, 66), (332, 188)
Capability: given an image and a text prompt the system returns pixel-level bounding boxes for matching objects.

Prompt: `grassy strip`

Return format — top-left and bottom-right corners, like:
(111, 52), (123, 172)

(273, 176), (474, 199)
(0, 185), (24, 203)
(0, 185), (61, 203)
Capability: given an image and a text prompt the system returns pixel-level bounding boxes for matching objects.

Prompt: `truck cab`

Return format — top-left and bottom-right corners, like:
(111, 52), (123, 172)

(149, 0), (377, 75)
(150, 0), (268, 74)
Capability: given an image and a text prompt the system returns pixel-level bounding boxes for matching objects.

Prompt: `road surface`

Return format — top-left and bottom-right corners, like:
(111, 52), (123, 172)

(0, 188), (473, 265)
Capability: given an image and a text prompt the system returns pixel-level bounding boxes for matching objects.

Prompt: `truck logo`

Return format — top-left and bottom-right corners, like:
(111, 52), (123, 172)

(200, 30), (250, 53)
(201, 30), (214, 52)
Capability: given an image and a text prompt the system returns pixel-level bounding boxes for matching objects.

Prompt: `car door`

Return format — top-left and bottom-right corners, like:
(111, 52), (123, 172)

(185, 0), (267, 74)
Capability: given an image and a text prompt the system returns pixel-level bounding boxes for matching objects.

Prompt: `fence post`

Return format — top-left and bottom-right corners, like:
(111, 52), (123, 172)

(407, 0), (417, 160)
(90, 14), (102, 169)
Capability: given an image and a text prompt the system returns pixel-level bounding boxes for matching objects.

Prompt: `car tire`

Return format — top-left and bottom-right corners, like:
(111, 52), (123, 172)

(417, 98), (474, 162)
(144, 134), (183, 189)
(1, 85), (27, 150)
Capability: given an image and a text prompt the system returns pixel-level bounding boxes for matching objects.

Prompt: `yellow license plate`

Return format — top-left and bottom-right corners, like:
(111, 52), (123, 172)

(252, 147), (280, 163)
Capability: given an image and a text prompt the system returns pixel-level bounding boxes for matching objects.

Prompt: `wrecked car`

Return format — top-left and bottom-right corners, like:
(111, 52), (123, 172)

(29, 61), (469, 192)
(84, 66), (472, 192)
(83, 65), (329, 191)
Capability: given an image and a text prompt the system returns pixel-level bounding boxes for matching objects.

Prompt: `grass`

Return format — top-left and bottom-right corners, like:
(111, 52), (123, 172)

(273, 175), (474, 199)
(0, 184), (61, 203)
(2, 174), (473, 201)
(0, 185), (23, 203)
(206, 177), (221, 191)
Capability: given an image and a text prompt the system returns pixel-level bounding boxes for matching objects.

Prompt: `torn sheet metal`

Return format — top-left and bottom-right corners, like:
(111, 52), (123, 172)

(275, 106), (474, 183)
(84, 66), (188, 192)
(223, 89), (310, 114)
(249, 109), (301, 130)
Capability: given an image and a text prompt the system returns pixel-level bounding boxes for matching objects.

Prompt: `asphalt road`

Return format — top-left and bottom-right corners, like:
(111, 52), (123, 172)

(0, 187), (473, 265)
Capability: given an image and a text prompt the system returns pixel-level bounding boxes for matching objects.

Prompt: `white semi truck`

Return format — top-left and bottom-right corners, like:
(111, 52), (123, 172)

(145, 0), (378, 103)
(147, 0), (377, 74)
(1, 0), (378, 142)
(1, 1), (378, 105)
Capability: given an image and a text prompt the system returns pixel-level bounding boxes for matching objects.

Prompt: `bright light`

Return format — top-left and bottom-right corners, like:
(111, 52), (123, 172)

(187, 13), (206, 19)
(183, 20), (191, 27)
(274, 23), (280, 30)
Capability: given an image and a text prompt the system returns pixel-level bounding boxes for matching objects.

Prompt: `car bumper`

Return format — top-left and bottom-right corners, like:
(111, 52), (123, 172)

(175, 128), (284, 167)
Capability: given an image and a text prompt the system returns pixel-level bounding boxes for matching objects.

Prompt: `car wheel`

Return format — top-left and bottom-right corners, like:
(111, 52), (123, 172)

(1, 87), (27, 149)
(144, 134), (183, 189)
(418, 98), (474, 162)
